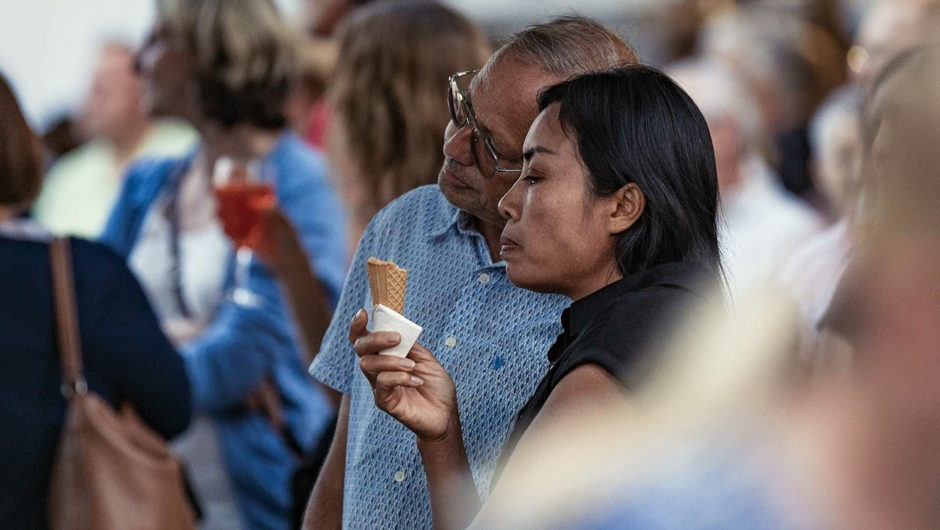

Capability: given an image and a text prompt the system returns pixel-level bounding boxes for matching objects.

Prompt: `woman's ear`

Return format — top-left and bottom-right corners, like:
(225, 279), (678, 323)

(608, 183), (645, 235)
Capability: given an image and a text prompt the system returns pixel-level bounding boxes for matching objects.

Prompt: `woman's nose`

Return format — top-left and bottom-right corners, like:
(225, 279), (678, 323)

(498, 178), (523, 221)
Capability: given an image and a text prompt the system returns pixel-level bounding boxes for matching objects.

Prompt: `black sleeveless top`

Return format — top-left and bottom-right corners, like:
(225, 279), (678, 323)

(496, 261), (713, 478)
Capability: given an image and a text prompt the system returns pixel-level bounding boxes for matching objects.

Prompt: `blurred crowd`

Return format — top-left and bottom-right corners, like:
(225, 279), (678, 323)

(2, 0), (940, 529)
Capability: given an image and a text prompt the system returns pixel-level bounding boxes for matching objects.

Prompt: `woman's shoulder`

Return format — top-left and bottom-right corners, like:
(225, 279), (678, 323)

(564, 274), (708, 388)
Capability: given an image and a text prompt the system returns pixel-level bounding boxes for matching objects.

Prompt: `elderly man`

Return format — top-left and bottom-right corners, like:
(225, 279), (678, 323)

(669, 59), (823, 296)
(32, 42), (196, 237)
(304, 16), (637, 530)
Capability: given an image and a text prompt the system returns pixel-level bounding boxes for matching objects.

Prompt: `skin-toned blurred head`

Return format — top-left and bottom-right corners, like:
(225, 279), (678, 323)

(438, 16), (638, 227)
(862, 45), (940, 242)
(137, 21), (198, 121)
(304, 0), (372, 37)
(809, 86), (864, 217)
(853, 0), (940, 84)
(79, 44), (148, 143)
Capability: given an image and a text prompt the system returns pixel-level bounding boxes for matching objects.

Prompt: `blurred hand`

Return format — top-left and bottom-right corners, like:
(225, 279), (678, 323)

(349, 309), (458, 441)
(246, 207), (307, 277)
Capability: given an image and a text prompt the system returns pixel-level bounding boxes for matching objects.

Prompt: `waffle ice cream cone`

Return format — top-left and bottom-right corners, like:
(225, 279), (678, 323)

(366, 257), (409, 314)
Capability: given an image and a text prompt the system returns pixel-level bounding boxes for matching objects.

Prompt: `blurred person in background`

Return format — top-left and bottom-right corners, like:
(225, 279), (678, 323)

(669, 59), (822, 296)
(31, 42), (197, 238)
(303, 16), (636, 530)
(300, 0), (379, 151)
(100, 0), (349, 528)
(701, 7), (846, 198)
(778, 86), (863, 348)
(284, 38), (336, 143)
(360, 65), (722, 530)
(327, 0), (492, 248)
(0, 70), (192, 530)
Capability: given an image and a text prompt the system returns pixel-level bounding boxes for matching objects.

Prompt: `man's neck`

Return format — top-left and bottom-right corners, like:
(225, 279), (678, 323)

(110, 120), (151, 171)
(475, 217), (506, 264)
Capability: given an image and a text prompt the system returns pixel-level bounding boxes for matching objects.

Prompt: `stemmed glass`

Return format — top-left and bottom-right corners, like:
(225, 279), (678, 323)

(213, 157), (277, 306)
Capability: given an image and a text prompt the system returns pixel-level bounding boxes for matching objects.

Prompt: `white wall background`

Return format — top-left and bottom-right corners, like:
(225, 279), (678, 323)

(0, 0), (646, 129)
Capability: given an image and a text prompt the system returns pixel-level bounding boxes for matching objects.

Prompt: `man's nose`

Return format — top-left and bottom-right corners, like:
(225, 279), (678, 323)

(443, 120), (474, 167)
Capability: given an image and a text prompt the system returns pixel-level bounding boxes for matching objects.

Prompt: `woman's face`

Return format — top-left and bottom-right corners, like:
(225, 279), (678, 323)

(498, 103), (626, 300)
(136, 24), (196, 120)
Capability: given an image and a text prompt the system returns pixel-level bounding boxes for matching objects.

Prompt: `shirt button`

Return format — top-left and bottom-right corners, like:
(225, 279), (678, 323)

(394, 471), (406, 483)
(445, 337), (457, 348)
(479, 273), (491, 285)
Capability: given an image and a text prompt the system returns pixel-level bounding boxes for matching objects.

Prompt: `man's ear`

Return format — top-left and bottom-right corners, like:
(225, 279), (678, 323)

(608, 183), (645, 235)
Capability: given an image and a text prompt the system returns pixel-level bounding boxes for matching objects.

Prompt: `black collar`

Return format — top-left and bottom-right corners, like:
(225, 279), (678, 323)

(553, 261), (711, 363)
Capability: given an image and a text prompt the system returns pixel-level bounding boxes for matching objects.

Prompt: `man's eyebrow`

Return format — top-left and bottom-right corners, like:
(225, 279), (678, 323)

(523, 145), (557, 161)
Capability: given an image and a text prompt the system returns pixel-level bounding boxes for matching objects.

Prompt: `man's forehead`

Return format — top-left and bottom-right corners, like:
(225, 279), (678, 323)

(468, 59), (560, 150)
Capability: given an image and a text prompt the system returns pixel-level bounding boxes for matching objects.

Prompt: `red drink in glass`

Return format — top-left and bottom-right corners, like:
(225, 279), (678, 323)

(215, 182), (276, 248)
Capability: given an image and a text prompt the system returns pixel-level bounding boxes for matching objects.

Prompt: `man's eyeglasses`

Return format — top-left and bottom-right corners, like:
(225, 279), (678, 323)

(447, 70), (523, 180)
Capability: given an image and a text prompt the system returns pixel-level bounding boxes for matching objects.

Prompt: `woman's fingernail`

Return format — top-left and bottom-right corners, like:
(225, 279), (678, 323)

(411, 376), (424, 385)
(400, 358), (416, 369)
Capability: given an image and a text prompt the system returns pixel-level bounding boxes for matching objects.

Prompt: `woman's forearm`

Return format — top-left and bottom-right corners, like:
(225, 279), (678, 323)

(276, 257), (333, 366)
(416, 417), (482, 530)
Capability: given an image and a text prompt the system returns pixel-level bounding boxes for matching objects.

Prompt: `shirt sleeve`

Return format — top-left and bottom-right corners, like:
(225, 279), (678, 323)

(277, 151), (349, 306)
(84, 244), (192, 439)
(308, 210), (381, 394)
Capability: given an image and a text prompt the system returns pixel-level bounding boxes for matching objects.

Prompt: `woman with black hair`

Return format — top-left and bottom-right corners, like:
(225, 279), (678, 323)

(355, 65), (722, 529)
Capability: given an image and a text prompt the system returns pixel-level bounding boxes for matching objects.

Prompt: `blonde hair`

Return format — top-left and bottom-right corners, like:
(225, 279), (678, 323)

(328, 1), (491, 223)
(158, 0), (298, 129)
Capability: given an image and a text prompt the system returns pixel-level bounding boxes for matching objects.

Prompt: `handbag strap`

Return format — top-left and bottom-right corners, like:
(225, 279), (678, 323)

(49, 237), (87, 397)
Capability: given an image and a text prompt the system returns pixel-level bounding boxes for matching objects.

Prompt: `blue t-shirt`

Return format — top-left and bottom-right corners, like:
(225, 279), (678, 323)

(310, 185), (568, 529)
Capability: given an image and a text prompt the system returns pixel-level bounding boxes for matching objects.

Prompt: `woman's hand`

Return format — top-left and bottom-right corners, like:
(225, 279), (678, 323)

(348, 309), (458, 441)
(246, 207), (307, 277)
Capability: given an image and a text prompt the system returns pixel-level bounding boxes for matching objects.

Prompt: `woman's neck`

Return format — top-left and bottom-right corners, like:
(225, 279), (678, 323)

(566, 261), (623, 302)
(198, 122), (282, 173)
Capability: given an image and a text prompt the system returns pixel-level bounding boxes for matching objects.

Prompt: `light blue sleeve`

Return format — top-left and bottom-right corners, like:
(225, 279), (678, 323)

(276, 149), (349, 306)
(308, 211), (382, 394)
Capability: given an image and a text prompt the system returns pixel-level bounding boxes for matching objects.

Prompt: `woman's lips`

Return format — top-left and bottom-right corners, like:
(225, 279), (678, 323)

(500, 235), (520, 255)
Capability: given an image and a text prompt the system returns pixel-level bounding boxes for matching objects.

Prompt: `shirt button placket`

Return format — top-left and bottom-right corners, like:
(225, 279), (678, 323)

(444, 336), (457, 348)
(394, 470), (406, 483)
(478, 273), (491, 285)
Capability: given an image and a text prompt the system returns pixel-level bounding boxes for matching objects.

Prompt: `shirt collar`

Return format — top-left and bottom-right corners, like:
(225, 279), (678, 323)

(563, 261), (712, 342)
(428, 208), (480, 238)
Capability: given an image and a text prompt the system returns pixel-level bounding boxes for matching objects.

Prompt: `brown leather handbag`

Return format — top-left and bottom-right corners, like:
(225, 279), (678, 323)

(46, 237), (198, 530)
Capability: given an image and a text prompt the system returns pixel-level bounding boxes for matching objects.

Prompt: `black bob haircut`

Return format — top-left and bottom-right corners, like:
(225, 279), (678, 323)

(537, 65), (722, 278)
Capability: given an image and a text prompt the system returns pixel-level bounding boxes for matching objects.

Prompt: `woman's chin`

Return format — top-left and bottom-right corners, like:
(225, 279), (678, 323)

(505, 267), (560, 295)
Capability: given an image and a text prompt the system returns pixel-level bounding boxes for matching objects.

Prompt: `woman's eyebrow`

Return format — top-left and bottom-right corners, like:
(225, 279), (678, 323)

(523, 145), (557, 161)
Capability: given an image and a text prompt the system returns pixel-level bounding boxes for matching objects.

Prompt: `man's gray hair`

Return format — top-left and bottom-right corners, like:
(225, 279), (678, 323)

(493, 16), (638, 78)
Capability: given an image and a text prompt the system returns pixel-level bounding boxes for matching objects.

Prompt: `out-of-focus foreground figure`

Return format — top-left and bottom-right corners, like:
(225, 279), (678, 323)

(31, 43), (196, 238)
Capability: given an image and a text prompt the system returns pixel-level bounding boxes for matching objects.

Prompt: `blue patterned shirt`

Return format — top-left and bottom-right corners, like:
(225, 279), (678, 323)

(310, 185), (567, 529)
